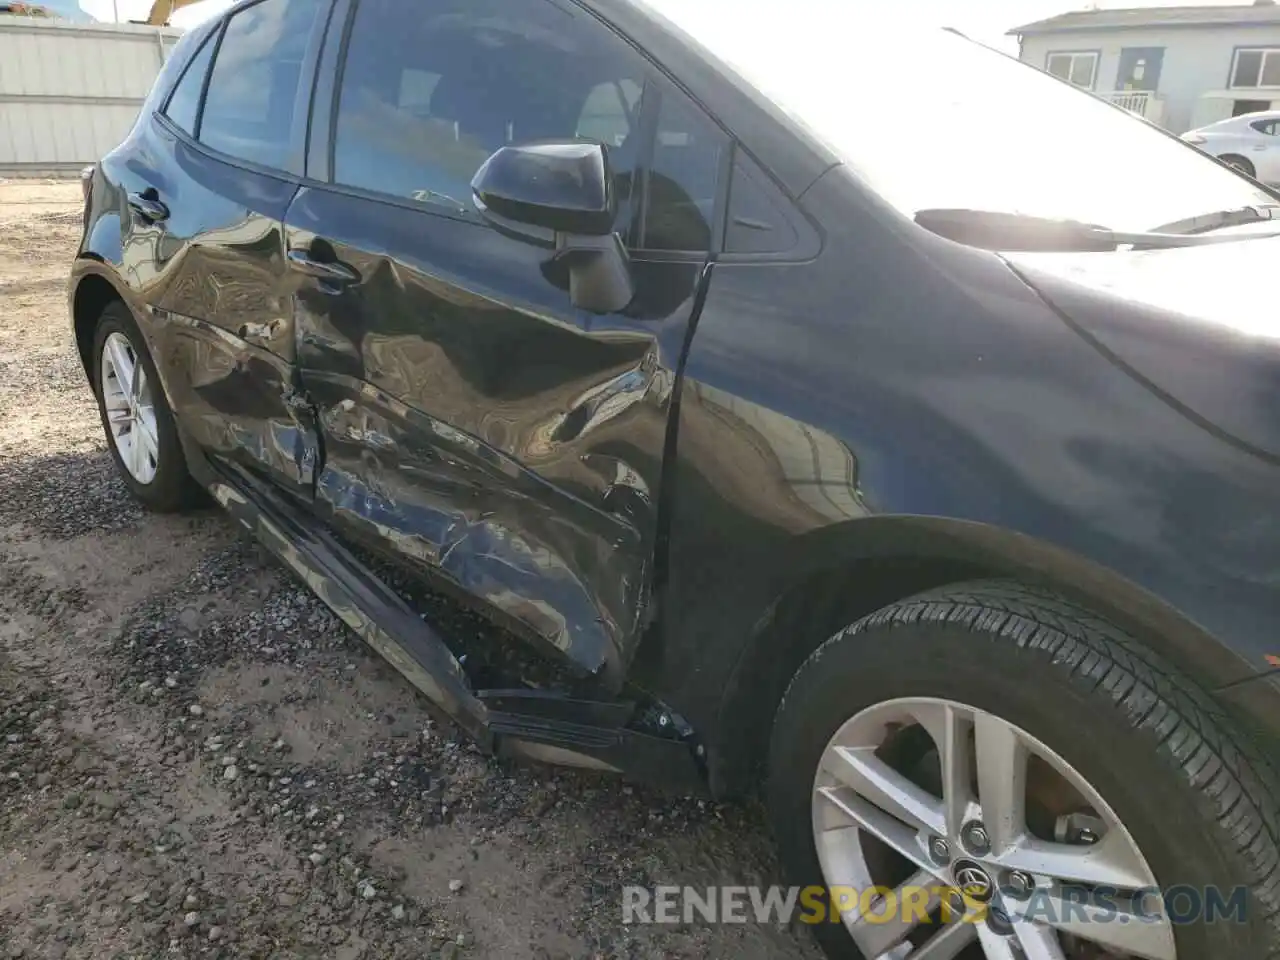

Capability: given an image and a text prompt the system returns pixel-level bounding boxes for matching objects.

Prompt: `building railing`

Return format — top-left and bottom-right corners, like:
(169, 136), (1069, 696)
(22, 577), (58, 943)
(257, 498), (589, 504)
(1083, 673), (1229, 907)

(1101, 90), (1166, 126)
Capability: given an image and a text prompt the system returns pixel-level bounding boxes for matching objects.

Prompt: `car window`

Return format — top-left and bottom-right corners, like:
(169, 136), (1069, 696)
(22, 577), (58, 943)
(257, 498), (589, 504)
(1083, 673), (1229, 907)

(1251, 119), (1280, 136)
(639, 81), (728, 252)
(198, 0), (324, 170)
(577, 79), (641, 147)
(333, 0), (652, 223)
(725, 150), (800, 254)
(646, 5), (1277, 233)
(163, 30), (216, 135)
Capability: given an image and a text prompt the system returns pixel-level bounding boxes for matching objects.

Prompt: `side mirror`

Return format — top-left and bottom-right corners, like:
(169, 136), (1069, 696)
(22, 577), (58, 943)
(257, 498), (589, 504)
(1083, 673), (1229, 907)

(471, 141), (634, 314)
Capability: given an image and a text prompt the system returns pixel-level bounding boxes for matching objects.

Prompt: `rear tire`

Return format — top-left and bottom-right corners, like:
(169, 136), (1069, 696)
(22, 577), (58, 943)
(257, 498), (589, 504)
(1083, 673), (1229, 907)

(91, 301), (198, 513)
(1221, 154), (1256, 178)
(768, 580), (1280, 959)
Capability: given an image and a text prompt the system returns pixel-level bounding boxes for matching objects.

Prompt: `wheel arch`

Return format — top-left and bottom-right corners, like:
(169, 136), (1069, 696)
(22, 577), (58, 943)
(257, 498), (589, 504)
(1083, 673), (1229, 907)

(707, 514), (1280, 797)
(1218, 152), (1256, 176)
(70, 268), (127, 380)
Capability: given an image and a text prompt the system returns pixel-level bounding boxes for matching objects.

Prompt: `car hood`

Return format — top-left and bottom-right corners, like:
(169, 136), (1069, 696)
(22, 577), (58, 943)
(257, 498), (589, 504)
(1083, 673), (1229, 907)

(1004, 232), (1280, 460)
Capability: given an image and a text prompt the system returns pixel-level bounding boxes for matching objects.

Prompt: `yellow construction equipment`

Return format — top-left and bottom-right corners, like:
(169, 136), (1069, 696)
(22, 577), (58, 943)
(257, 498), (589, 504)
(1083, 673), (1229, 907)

(146, 0), (202, 25)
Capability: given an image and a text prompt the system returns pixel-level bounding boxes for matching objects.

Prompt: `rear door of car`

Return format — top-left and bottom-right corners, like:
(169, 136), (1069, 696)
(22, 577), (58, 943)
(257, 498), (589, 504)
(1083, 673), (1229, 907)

(285, 0), (730, 683)
(137, 0), (333, 497)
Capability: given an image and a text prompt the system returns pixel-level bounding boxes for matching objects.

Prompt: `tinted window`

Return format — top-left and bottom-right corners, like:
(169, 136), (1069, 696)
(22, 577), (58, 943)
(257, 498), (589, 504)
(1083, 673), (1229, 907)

(163, 30), (216, 135)
(640, 82), (727, 251)
(332, 0), (649, 221)
(725, 152), (799, 254)
(1252, 119), (1280, 136)
(199, 0), (323, 170)
(578, 79), (641, 147)
(654, 15), (1274, 233)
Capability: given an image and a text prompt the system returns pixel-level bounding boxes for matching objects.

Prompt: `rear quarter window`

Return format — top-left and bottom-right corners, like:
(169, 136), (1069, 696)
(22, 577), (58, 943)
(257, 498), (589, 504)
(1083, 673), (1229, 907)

(197, 0), (325, 170)
(163, 31), (217, 135)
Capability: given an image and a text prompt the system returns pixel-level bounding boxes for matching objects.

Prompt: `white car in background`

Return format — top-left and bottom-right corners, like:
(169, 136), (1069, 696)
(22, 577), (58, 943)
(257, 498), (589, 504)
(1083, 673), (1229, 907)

(1182, 110), (1280, 182)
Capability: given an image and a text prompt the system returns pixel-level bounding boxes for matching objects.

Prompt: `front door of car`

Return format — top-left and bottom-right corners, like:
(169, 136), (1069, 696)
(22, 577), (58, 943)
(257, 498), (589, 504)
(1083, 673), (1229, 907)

(140, 0), (330, 498)
(285, 0), (728, 685)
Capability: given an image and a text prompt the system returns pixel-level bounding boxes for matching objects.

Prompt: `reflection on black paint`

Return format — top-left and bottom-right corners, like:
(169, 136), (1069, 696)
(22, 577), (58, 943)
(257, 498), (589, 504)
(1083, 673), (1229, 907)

(289, 170), (706, 684)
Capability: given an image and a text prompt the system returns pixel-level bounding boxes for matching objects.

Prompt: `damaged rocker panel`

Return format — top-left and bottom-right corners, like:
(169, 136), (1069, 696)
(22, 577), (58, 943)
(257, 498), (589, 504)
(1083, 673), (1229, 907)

(206, 471), (489, 744)
(193, 457), (706, 795)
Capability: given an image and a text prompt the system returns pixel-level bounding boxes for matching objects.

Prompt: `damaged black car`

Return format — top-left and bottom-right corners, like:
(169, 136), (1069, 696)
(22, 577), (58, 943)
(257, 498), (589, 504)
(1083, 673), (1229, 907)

(69, 0), (1280, 956)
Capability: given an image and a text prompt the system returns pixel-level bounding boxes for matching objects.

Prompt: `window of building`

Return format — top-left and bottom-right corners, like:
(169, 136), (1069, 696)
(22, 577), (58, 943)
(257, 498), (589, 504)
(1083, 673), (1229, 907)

(1231, 48), (1280, 88)
(1046, 51), (1099, 88)
(198, 0), (324, 170)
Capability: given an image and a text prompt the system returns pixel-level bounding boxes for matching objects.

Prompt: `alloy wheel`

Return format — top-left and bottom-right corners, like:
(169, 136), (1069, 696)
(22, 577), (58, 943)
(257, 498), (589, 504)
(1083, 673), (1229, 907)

(811, 696), (1175, 960)
(100, 331), (160, 485)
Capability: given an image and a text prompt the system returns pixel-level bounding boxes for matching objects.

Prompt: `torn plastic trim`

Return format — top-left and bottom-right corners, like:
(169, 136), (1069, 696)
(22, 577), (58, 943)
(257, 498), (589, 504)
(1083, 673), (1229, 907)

(204, 469), (490, 746)
(190, 453), (708, 794)
(480, 688), (709, 795)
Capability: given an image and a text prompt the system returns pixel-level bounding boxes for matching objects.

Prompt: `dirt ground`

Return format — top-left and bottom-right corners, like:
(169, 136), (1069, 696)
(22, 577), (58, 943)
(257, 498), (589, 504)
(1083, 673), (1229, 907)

(0, 180), (821, 960)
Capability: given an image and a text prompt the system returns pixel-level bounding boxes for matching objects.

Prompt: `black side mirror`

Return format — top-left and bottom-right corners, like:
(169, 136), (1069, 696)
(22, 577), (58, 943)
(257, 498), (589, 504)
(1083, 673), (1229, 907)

(471, 141), (634, 314)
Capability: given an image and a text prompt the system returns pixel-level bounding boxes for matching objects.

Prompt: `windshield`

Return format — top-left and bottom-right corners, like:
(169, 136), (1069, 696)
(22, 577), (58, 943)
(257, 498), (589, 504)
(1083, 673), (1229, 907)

(641, 2), (1276, 232)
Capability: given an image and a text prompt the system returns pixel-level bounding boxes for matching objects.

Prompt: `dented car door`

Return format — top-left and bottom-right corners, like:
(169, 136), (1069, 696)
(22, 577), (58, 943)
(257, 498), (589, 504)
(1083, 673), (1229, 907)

(143, 0), (329, 497)
(152, 173), (318, 496)
(286, 0), (727, 685)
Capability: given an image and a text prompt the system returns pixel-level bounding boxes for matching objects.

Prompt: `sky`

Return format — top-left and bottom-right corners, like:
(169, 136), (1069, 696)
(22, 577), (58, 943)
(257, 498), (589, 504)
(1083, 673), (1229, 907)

(75, 0), (1252, 49)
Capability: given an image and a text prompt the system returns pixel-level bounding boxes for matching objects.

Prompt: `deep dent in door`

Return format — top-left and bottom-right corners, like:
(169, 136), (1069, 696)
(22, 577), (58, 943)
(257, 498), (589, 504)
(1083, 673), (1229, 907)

(112, 184), (318, 491)
(297, 310), (678, 685)
(155, 309), (320, 489)
(285, 177), (706, 689)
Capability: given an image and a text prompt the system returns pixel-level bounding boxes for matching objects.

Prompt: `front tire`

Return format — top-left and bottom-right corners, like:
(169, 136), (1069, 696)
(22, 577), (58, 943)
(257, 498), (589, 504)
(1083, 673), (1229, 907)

(91, 301), (197, 512)
(768, 581), (1280, 959)
(1220, 154), (1256, 178)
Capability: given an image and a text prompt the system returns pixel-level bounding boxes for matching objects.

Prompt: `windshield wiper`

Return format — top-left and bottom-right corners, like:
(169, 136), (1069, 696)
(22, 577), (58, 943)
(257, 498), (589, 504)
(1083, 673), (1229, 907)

(1147, 204), (1280, 235)
(915, 208), (1280, 252)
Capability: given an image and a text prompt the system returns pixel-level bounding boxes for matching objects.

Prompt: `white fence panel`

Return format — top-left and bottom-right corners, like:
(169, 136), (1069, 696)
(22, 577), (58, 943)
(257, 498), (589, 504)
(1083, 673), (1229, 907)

(0, 18), (183, 176)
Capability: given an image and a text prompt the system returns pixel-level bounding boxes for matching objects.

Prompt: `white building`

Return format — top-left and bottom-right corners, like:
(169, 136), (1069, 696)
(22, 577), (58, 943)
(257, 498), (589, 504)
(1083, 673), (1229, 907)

(1010, 2), (1280, 134)
(0, 16), (180, 177)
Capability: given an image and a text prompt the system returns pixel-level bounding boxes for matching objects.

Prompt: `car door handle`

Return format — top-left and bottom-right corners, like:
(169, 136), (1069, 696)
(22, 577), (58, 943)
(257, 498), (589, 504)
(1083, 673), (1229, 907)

(287, 249), (359, 286)
(127, 192), (169, 223)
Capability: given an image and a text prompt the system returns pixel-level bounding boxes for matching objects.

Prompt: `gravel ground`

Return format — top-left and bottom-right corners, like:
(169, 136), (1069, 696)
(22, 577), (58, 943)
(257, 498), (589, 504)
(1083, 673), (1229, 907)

(0, 180), (821, 960)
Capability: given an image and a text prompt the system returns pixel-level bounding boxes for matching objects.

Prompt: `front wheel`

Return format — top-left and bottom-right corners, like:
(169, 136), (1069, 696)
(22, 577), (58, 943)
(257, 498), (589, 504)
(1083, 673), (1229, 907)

(768, 581), (1280, 959)
(92, 301), (197, 512)
(1220, 154), (1256, 178)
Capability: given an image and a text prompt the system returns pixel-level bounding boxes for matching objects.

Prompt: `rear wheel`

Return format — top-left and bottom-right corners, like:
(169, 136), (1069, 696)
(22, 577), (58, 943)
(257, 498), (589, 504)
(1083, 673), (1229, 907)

(91, 301), (197, 512)
(1220, 154), (1256, 178)
(768, 581), (1280, 960)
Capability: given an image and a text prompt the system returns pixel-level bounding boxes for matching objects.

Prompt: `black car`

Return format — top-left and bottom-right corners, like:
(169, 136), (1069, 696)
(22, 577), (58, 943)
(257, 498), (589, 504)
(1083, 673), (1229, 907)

(69, 1), (1280, 956)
